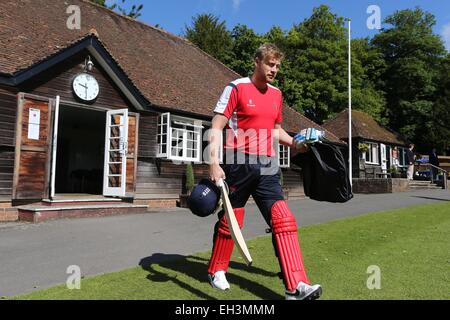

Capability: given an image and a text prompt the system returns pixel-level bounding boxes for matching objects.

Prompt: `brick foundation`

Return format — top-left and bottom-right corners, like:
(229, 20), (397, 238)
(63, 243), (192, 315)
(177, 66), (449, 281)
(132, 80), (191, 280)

(0, 209), (18, 222)
(19, 206), (148, 223)
(0, 202), (18, 221)
(391, 178), (410, 192)
(352, 178), (410, 193)
(134, 199), (178, 209)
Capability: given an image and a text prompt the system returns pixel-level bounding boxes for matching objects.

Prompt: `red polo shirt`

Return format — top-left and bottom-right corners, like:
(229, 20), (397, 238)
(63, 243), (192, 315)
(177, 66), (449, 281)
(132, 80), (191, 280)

(214, 77), (283, 156)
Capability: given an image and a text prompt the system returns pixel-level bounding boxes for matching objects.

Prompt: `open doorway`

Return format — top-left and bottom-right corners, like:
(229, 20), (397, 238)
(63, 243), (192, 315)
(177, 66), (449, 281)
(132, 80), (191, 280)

(55, 105), (106, 195)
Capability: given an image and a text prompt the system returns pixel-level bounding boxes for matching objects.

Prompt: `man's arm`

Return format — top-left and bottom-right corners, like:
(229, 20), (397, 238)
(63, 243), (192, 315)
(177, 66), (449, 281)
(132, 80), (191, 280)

(209, 113), (228, 181)
(274, 124), (309, 153)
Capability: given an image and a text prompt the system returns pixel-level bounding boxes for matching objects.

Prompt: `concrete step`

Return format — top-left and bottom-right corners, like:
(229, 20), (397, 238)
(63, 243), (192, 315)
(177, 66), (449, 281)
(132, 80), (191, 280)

(41, 197), (123, 207)
(409, 180), (442, 189)
(18, 203), (148, 223)
(409, 185), (442, 190)
(134, 194), (179, 200)
(410, 181), (433, 185)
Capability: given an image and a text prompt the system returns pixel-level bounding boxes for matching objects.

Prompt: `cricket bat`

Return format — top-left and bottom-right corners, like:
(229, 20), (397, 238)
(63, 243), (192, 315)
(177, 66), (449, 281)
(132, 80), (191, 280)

(217, 179), (253, 266)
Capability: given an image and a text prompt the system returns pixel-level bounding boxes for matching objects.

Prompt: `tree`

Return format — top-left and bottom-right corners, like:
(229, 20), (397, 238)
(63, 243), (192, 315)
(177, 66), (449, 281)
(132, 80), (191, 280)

(350, 38), (387, 123)
(90, 0), (143, 19)
(228, 24), (263, 76)
(274, 5), (349, 123)
(371, 8), (447, 152)
(184, 14), (233, 64)
(431, 53), (450, 154)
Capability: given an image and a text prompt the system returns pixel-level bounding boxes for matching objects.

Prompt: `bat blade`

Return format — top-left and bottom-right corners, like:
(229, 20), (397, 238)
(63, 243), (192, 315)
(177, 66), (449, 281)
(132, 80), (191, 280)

(217, 179), (253, 266)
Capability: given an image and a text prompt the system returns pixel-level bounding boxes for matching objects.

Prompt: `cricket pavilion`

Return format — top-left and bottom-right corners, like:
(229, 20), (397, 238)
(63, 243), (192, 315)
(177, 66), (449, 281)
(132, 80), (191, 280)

(0, 0), (341, 223)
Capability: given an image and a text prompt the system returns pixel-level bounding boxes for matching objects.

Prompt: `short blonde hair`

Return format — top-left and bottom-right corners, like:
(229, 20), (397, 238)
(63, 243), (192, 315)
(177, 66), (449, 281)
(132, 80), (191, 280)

(255, 43), (284, 61)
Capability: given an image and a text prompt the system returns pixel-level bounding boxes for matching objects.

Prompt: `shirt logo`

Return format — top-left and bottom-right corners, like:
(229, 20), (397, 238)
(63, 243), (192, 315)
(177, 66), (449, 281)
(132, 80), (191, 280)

(247, 99), (256, 107)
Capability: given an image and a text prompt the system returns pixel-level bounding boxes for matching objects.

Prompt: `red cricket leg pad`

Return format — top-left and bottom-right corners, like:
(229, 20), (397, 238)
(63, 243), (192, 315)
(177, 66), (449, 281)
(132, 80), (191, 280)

(208, 208), (245, 274)
(271, 200), (309, 291)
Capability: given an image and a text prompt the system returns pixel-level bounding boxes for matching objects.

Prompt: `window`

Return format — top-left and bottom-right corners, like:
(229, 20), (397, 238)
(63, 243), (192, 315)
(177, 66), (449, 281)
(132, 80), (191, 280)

(157, 113), (170, 157)
(278, 144), (290, 168)
(157, 113), (202, 163)
(398, 147), (408, 167)
(363, 142), (379, 164)
(202, 126), (224, 164)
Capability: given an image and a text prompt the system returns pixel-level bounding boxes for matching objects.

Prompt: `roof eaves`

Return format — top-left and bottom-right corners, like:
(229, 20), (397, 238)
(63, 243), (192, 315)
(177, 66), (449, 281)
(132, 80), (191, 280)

(0, 34), (95, 84)
(0, 32), (153, 112)
(149, 104), (213, 121)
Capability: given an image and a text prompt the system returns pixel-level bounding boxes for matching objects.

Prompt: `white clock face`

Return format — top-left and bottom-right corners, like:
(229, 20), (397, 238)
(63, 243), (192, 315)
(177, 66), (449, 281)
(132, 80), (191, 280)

(73, 73), (99, 101)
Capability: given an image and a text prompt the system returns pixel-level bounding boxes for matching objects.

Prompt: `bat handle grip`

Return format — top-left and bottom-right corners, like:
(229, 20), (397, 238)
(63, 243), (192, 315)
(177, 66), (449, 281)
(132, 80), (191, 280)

(216, 179), (229, 194)
(216, 178), (225, 188)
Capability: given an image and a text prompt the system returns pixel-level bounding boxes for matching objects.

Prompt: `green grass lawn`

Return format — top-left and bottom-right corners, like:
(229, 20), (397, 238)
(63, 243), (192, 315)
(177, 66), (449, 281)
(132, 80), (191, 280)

(14, 201), (450, 300)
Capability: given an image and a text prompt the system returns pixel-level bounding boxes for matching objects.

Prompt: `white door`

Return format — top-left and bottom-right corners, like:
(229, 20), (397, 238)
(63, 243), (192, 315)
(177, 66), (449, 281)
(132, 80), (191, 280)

(103, 109), (128, 197)
(380, 143), (387, 173)
(50, 96), (60, 199)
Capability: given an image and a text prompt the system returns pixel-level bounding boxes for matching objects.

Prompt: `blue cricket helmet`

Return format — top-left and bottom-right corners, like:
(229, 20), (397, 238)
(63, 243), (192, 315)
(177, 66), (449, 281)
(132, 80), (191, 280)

(187, 179), (221, 217)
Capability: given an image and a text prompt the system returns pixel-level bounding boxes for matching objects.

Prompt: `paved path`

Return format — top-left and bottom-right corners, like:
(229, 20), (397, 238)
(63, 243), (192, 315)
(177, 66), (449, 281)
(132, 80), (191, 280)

(1, 190), (449, 297)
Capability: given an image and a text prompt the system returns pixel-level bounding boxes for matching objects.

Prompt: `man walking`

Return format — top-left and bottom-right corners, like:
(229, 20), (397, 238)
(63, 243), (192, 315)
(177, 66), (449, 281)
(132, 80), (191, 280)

(207, 43), (322, 300)
(406, 144), (415, 180)
(429, 148), (440, 181)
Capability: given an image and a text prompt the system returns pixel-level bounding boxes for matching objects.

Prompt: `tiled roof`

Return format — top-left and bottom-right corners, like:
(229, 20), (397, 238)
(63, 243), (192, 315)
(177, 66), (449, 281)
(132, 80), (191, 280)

(322, 109), (409, 145)
(0, 0), (341, 142)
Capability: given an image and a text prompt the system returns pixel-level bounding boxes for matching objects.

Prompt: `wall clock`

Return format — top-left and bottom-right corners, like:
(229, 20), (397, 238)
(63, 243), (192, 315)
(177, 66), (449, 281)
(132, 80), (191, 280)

(72, 73), (99, 101)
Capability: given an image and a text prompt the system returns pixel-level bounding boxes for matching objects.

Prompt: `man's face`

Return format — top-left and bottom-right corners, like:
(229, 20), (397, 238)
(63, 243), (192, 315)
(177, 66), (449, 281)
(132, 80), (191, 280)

(255, 55), (281, 83)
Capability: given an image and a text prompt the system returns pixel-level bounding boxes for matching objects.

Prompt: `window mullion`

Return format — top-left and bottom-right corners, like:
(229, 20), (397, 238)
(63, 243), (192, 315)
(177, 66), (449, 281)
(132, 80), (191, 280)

(182, 127), (187, 160)
(196, 127), (201, 162)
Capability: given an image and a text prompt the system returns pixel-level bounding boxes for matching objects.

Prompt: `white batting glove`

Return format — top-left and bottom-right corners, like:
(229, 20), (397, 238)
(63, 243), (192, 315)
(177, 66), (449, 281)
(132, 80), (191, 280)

(293, 128), (322, 149)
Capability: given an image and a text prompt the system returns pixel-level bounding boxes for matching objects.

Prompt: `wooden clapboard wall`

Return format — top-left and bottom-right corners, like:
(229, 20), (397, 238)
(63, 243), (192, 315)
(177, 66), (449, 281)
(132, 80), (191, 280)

(20, 50), (133, 112)
(138, 113), (158, 159)
(135, 159), (209, 200)
(0, 85), (18, 200)
(0, 147), (14, 201)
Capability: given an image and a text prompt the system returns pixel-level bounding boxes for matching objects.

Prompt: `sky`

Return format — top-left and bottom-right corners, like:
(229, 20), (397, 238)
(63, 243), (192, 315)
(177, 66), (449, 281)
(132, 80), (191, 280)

(111, 0), (450, 50)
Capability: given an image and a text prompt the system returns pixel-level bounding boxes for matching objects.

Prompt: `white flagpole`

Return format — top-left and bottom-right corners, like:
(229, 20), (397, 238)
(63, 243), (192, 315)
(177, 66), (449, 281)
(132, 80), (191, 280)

(348, 19), (352, 186)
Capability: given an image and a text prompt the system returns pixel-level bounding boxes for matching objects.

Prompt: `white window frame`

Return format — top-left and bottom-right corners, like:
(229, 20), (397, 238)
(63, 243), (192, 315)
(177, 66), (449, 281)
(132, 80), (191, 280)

(278, 144), (290, 168)
(363, 142), (379, 165)
(157, 112), (170, 158)
(156, 113), (203, 163)
(201, 123), (224, 164)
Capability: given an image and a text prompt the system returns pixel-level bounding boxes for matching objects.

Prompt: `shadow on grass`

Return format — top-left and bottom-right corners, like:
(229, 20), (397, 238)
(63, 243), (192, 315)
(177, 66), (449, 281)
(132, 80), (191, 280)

(411, 196), (450, 202)
(139, 253), (283, 300)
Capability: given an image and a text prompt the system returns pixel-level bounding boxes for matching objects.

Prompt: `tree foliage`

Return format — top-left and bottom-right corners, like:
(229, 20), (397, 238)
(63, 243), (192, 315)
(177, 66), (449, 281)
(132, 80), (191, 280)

(184, 14), (233, 64)
(371, 8), (447, 152)
(90, 0), (143, 19)
(228, 24), (263, 77)
(431, 53), (450, 153)
(184, 7), (449, 153)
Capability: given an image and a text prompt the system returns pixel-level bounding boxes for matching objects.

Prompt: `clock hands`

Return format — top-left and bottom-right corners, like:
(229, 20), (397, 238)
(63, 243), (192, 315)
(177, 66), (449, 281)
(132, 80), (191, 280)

(77, 82), (88, 99)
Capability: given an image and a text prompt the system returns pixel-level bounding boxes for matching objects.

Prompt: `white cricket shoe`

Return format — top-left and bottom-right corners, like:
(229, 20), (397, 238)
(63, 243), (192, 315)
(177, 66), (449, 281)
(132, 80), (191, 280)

(208, 270), (230, 290)
(285, 281), (322, 300)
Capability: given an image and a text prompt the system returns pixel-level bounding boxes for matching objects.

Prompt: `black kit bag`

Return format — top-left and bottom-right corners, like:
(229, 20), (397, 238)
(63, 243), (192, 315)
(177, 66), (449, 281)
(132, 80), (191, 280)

(292, 142), (353, 203)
